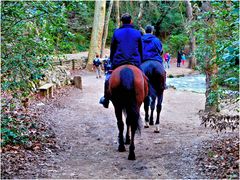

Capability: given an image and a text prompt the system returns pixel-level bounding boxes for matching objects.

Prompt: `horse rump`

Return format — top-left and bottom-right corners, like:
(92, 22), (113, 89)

(111, 66), (141, 132)
(109, 65), (147, 160)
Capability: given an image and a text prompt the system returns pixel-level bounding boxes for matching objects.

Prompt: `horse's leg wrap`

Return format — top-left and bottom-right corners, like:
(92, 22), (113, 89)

(154, 93), (163, 133)
(154, 104), (162, 133)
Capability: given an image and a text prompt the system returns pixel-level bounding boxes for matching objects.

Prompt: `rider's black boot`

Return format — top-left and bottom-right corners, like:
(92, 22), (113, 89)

(99, 97), (109, 108)
(99, 79), (110, 108)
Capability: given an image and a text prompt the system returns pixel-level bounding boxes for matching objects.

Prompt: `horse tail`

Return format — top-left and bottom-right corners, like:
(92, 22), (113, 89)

(119, 68), (141, 133)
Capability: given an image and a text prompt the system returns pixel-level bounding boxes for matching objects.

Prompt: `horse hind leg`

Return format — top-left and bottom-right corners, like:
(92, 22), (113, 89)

(154, 92), (163, 133)
(115, 106), (126, 152)
(126, 109), (139, 160)
(150, 96), (156, 125)
(144, 96), (151, 128)
(128, 122), (136, 160)
(123, 110), (130, 144)
(125, 125), (130, 144)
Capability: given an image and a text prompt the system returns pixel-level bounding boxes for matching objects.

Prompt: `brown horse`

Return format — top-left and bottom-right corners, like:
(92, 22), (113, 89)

(108, 65), (148, 160)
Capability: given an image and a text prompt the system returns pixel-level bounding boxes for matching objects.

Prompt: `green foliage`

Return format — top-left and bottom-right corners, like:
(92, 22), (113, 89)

(1, 2), (63, 96)
(119, 1), (186, 39)
(106, 19), (115, 45)
(194, 1), (239, 107)
(65, 1), (94, 51)
(1, 1), (95, 97)
(75, 34), (89, 52)
(1, 115), (29, 146)
(1, 1), (95, 146)
(218, 41), (239, 91)
(160, 4), (186, 35)
(165, 34), (189, 55)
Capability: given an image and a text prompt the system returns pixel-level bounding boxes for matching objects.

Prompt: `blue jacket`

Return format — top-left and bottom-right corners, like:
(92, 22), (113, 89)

(110, 24), (143, 69)
(141, 34), (163, 63)
(103, 58), (111, 72)
(93, 58), (102, 67)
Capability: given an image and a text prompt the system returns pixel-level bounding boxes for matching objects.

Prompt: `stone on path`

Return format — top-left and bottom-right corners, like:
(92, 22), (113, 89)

(73, 76), (82, 90)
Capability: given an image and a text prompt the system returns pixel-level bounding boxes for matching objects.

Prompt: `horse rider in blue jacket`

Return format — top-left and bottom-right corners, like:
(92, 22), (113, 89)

(141, 25), (166, 89)
(99, 13), (143, 108)
(141, 25), (163, 63)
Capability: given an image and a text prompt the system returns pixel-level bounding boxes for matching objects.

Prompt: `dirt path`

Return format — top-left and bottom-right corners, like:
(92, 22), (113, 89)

(40, 70), (220, 179)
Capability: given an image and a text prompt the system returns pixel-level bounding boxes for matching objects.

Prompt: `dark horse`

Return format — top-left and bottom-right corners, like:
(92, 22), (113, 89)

(109, 65), (148, 160)
(140, 60), (166, 133)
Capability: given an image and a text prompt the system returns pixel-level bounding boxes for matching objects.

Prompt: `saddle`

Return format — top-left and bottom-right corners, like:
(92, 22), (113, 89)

(108, 64), (148, 100)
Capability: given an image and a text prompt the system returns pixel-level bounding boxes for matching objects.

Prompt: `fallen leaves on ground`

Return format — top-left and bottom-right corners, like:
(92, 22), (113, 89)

(196, 136), (239, 179)
(1, 107), (59, 178)
(0, 86), (73, 178)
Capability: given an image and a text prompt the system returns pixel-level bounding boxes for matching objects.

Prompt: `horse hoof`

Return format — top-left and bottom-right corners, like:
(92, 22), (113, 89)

(144, 125), (149, 128)
(128, 154), (136, 160)
(118, 145), (126, 152)
(149, 121), (154, 125)
(154, 130), (160, 133)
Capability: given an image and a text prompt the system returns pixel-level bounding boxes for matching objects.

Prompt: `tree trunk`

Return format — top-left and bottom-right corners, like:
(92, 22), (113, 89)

(114, 0), (120, 28)
(137, 1), (145, 34)
(155, 5), (172, 37)
(188, 31), (196, 68)
(185, 0), (196, 69)
(202, 1), (219, 113)
(100, 0), (113, 58)
(205, 63), (218, 112)
(87, 0), (106, 69)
